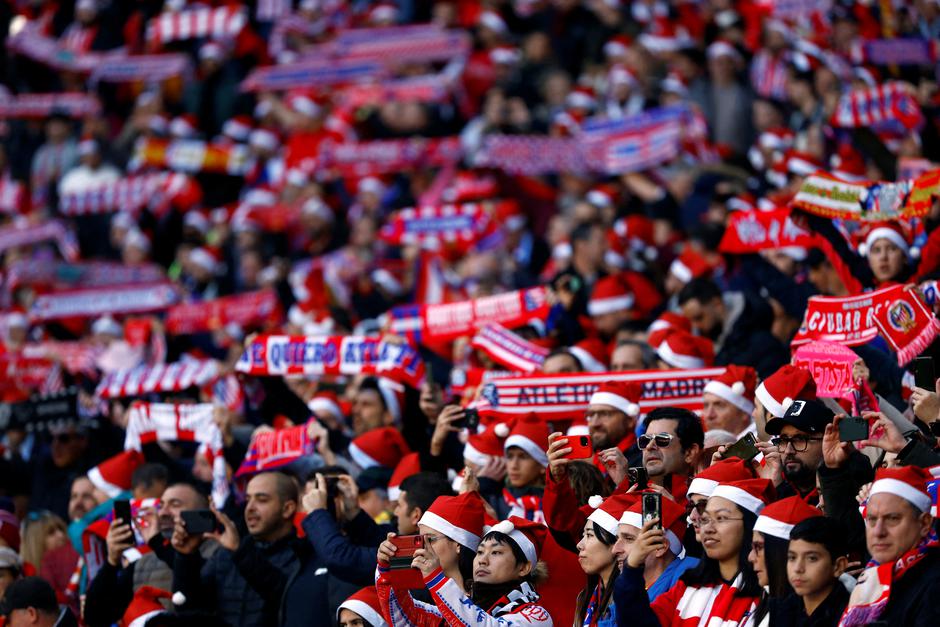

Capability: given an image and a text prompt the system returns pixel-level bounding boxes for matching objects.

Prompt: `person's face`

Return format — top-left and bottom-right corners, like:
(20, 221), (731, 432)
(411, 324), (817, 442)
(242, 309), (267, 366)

(642, 419), (691, 477)
(687, 495), (707, 542)
(610, 344), (645, 371)
(474, 537), (529, 584)
(787, 539), (843, 599)
(418, 524), (460, 572)
(45, 118), (69, 142)
(192, 451), (213, 483)
(0, 568), (15, 599)
(352, 389), (389, 435)
(394, 492), (420, 535)
(747, 531), (767, 586)
(700, 496), (745, 562)
(612, 523), (640, 570)
(338, 608), (367, 627)
(7, 607), (39, 627)
(868, 238), (905, 283)
(701, 393), (750, 434)
(865, 493), (932, 564)
(505, 447), (543, 488)
(44, 525), (67, 553)
(778, 424), (823, 488)
(68, 477), (98, 522)
(50, 430), (87, 469)
(592, 311), (628, 337)
(576, 522), (615, 576)
(159, 485), (202, 533)
(586, 405), (630, 450)
(244, 475), (294, 541)
(680, 297), (722, 338)
(542, 352), (581, 374)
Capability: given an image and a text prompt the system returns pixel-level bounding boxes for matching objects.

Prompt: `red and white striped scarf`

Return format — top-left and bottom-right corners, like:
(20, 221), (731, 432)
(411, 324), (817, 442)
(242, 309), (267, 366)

(830, 82), (924, 132)
(378, 202), (497, 250)
(131, 138), (252, 175)
(96, 359), (220, 400)
(58, 173), (168, 216)
(147, 6), (247, 46)
(0, 178), (26, 214)
(59, 23), (96, 54)
(651, 575), (758, 626)
(470, 323), (548, 373)
(30, 283), (178, 321)
(0, 220), (79, 261)
(749, 51), (789, 101)
(164, 289), (281, 335)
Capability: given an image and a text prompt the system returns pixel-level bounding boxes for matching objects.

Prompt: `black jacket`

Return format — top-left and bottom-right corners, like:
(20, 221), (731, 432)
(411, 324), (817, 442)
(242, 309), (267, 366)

(712, 291), (789, 379)
(767, 581), (850, 627)
(871, 549), (940, 626)
(817, 451), (875, 561)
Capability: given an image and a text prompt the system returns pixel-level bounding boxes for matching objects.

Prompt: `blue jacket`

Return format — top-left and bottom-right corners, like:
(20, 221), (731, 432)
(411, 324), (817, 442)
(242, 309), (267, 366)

(648, 555), (699, 601)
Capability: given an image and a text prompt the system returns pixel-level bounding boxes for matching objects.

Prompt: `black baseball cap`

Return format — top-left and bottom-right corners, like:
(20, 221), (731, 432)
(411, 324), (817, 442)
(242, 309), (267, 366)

(0, 577), (58, 617)
(765, 399), (834, 435)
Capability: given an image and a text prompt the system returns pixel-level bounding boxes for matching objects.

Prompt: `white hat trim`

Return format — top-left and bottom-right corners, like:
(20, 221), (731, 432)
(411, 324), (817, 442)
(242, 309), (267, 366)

(657, 340), (705, 369)
(587, 507), (620, 536)
(864, 228), (909, 258)
(308, 397), (343, 420)
(348, 443), (381, 470)
(87, 466), (123, 499)
(870, 478), (932, 513)
(504, 435), (549, 467)
(670, 259), (693, 283)
(463, 442), (493, 468)
(703, 380), (755, 415)
(129, 610), (164, 627)
(619, 511), (683, 555)
(753, 516), (795, 540)
(710, 484), (765, 515)
(754, 383), (785, 419)
(589, 391), (639, 418)
(338, 599), (388, 627)
(418, 511), (481, 551)
(587, 295), (634, 317)
(687, 477), (719, 498)
(489, 521), (538, 569)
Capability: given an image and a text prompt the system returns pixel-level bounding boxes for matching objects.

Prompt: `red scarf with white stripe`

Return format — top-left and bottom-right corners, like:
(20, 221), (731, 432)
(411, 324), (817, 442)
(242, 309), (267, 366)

(471, 323), (548, 373)
(96, 359), (220, 399)
(650, 573), (758, 627)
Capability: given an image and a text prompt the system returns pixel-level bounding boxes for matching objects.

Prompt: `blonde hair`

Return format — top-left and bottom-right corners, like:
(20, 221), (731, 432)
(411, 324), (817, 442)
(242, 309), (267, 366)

(20, 511), (68, 572)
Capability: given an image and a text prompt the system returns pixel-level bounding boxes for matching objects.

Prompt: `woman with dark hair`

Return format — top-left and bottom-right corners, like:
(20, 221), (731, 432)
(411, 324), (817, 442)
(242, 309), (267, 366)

(748, 496), (823, 625)
(614, 478), (773, 626)
(337, 587), (389, 627)
(395, 516), (552, 626)
(575, 494), (636, 627)
(375, 493), (485, 625)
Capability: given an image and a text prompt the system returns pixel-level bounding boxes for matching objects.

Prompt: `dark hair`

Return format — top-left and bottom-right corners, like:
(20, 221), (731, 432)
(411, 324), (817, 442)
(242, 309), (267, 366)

(545, 348), (581, 370)
(457, 544), (475, 590)
(574, 522), (619, 624)
(570, 221), (601, 245)
(131, 463), (169, 492)
(357, 377), (387, 411)
(480, 531), (530, 573)
(644, 407), (705, 451)
(681, 506), (762, 597)
(166, 483), (209, 509)
(252, 471), (299, 504)
(677, 277), (722, 307)
(400, 473), (454, 513)
(614, 339), (656, 369)
(789, 516), (848, 560)
(762, 533), (793, 598)
(567, 461), (610, 506)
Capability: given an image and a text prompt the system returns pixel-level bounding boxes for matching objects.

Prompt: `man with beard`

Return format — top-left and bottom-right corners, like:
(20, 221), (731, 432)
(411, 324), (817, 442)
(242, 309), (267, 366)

(83, 483), (216, 627)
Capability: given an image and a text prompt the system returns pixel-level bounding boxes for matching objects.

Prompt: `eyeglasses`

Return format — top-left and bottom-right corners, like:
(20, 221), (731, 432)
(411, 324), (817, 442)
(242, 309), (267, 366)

(752, 540), (765, 555)
(585, 409), (620, 422)
(698, 515), (743, 528)
(638, 433), (675, 449)
(771, 435), (822, 452)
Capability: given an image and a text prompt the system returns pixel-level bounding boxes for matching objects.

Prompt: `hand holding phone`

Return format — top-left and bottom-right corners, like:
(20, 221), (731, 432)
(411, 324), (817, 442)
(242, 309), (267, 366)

(642, 493), (662, 530)
(723, 433), (759, 461)
(628, 467), (649, 490)
(838, 416), (869, 442)
(384, 535), (427, 588)
(181, 509), (221, 535)
(113, 500), (132, 528)
(562, 435), (593, 459)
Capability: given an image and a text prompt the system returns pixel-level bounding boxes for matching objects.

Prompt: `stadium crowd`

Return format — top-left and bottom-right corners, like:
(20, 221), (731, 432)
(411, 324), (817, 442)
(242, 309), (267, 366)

(0, 0), (939, 625)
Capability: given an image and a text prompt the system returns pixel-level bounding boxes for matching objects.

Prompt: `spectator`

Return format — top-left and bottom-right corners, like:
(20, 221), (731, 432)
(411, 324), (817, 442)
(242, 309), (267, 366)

(19, 513), (67, 575)
(0, 577), (77, 627)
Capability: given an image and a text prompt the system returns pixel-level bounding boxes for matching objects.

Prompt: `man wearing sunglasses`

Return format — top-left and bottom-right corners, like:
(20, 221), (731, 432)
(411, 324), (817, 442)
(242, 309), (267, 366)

(638, 407), (704, 505)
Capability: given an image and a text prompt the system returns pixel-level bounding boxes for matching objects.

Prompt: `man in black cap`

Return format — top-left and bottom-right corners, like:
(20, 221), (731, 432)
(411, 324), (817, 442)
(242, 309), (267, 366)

(1, 577), (77, 627)
(765, 398), (836, 500)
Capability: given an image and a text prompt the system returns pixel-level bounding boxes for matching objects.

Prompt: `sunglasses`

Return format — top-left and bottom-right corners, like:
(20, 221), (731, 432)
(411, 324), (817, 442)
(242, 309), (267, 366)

(638, 432), (675, 449)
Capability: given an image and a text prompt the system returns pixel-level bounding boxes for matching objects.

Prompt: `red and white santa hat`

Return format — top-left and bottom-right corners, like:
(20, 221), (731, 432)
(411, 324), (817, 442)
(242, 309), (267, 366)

(589, 380), (642, 418)
(222, 114), (253, 142)
(858, 221), (917, 259)
(588, 494), (639, 536)
(669, 248), (713, 284)
(121, 586), (172, 627)
(687, 457), (754, 498)
(603, 34), (632, 58)
(703, 365), (757, 414)
(348, 427), (411, 470)
(608, 64), (638, 89)
(88, 450), (145, 498)
(377, 377), (405, 423)
(387, 452), (421, 502)
(620, 493), (688, 556)
(307, 391), (344, 424)
(754, 364), (817, 418)
(586, 183), (618, 210)
(490, 45), (520, 65)
(337, 587), (388, 627)
(169, 114), (199, 139)
(487, 516), (548, 570)
(503, 414), (549, 467)
(478, 10), (508, 34)
(710, 478), (775, 515)
(656, 329), (714, 369)
(418, 492), (487, 551)
(464, 422), (510, 467)
(588, 275), (634, 317)
(647, 311), (692, 336)
(249, 127), (281, 152)
(753, 496), (822, 540)
(566, 86), (596, 111)
(870, 466), (933, 513)
(570, 338), (609, 372)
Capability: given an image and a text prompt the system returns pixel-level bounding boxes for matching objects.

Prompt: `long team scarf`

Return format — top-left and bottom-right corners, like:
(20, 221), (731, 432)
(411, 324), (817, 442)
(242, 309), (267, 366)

(164, 289), (281, 335)
(96, 359), (220, 399)
(0, 221), (79, 261)
(240, 59), (385, 92)
(234, 421), (318, 478)
(58, 173), (169, 216)
(29, 283), (178, 321)
(384, 287), (551, 344)
(791, 283), (940, 365)
(146, 6), (247, 46)
(718, 207), (816, 253)
(473, 368), (725, 422)
(791, 169), (939, 221)
(470, 323), (548, 373)
(5, 261), (165, 292)
(327, 24), (470, 65)
(235, 334), (425, 387)
(336, 74), (453, 110)
(88, 53), (191, 84)
(582, 582), (609, 627)
(21, 341), (104, 376)
(839, 530), (940, 626)
(0, 92), (101, 118)
(131, 138), (252, 175)
(378, 202), (501, 251)
(124, 402), (228, 505)
(830, 81), (924, 132)
(318, 137), (462, 177)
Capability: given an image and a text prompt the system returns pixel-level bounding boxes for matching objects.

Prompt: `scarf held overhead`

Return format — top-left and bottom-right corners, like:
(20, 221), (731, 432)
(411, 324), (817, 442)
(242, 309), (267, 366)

(718, 208), (816, 253)
(791, 283), (940, 365)
(29, 284), (178, 321)
(235, 422), (318, 478)
(791, 169), (939, 221)
(96, 359), (220, 400)
(165, 289), (281, 335)
(470, 323), (548, 373)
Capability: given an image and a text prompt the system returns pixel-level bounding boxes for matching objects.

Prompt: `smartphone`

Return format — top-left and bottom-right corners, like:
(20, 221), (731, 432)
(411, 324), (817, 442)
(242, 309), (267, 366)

(562, 435), (593, 459)
(724, 433), (759, 462)
(388, 535), (425, 570)
(454, 408), (480, 431)
(628, 467), (649, 490)
(181, 509), (220, 535)
(113, 499), (132, 528)
(642, 493), (662, 530)
(839, 416), (870, 442)
(915, 357), (935, 391)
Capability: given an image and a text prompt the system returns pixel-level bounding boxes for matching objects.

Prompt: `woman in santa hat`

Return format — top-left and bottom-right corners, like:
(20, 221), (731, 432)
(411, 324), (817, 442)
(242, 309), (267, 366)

(410, 516), (553, 626)
(614, 478), (772, 626)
